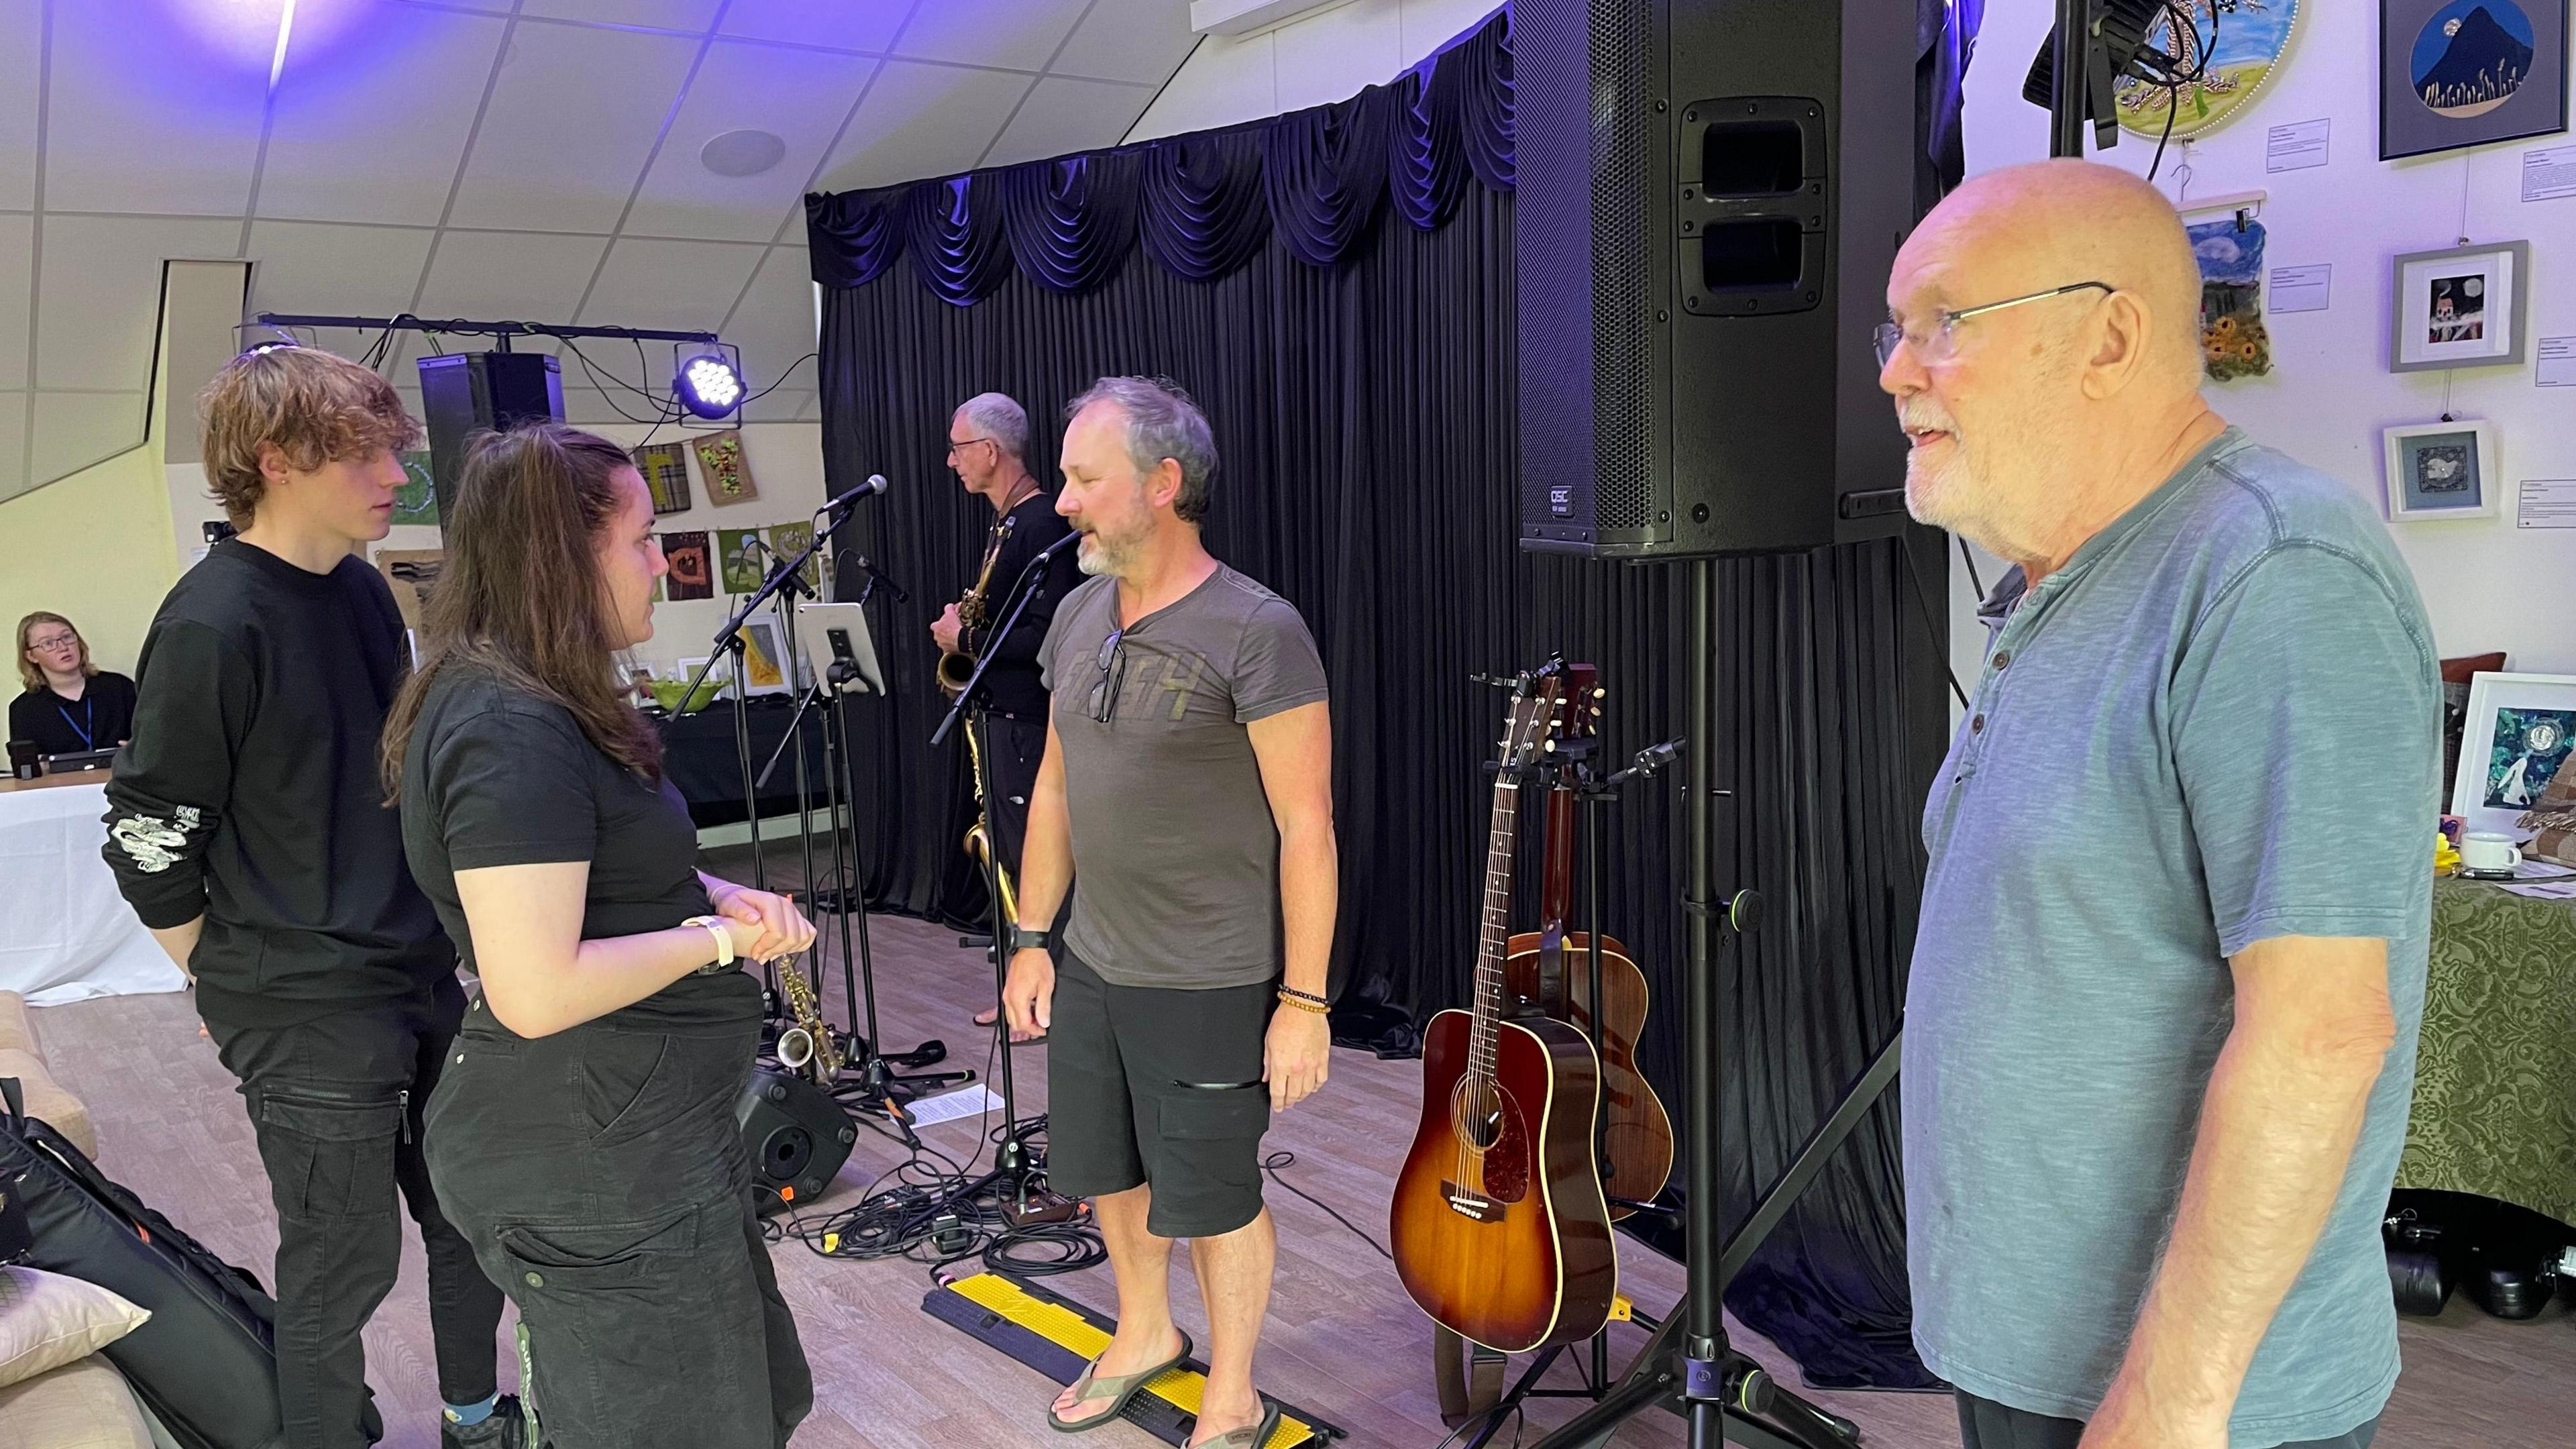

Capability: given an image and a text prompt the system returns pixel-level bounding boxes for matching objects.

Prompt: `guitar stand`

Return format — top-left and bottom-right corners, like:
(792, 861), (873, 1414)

(1506, 561), (1894, 1449)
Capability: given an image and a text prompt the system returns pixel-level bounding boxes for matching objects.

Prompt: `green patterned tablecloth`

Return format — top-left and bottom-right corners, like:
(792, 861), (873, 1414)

(2394, 874), (2576, 1228)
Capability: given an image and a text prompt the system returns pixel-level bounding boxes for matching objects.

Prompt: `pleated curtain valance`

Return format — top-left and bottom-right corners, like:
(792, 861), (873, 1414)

(803, 7), (1514, 303)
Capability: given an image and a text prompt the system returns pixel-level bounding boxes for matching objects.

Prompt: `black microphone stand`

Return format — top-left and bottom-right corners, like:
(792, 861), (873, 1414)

(928, 535), (1077, 1218)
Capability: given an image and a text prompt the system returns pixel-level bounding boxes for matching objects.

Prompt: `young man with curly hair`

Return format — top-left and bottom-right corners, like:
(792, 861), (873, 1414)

(103, 345), (515, 1449)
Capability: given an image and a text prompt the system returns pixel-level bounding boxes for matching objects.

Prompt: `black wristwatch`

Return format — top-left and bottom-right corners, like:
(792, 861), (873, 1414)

(1006, 924), (1055, 953)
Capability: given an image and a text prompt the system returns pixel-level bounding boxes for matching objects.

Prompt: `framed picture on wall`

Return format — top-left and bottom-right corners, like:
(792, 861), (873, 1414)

(2381, 0), (2570, 160)
(2383, 419), (2500, 519)
(2388, 241), (2528, 372)
(2452, 672), (2576, 836)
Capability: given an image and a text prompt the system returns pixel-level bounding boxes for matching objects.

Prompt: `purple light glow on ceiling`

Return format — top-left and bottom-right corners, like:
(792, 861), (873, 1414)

(159, 0), (369, 86)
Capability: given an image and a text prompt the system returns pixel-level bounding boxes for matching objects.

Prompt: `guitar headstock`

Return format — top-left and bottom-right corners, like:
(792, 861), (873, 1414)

(1494, 661), (1566, 780)
(1547, 662), (1603, 752)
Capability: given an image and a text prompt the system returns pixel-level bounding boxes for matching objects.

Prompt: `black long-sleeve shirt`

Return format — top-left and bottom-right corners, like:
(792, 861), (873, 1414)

(963, 492), (1080, 721)
(103, 539), (452, 1028)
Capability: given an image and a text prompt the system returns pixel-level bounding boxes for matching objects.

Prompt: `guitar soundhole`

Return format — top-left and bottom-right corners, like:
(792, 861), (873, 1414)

(1446, 1077), (1531, 1204)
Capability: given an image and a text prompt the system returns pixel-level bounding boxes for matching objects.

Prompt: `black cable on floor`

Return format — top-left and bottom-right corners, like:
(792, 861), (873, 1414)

(1261, 1151), (1391, 1262)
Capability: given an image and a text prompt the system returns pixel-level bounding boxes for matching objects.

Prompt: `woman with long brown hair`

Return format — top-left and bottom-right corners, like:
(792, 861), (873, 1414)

(383, 423), (813, 1447)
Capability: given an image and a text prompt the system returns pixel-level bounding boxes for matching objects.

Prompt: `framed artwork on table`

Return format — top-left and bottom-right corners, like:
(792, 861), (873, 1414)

(2381, 0), (2569, 160)
(2382, 419), (2500, 519)
(2388, 241), (2528, 372)
(738, 616), (794, 696)
(2451, 672), (2576, 837)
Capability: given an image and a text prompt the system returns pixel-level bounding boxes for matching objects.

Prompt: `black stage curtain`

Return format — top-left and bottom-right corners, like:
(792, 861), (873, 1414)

(808, 6), (1967, 1392)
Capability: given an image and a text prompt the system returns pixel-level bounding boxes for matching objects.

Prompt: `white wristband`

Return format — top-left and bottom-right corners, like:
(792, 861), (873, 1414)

(682, 914), (734, 969)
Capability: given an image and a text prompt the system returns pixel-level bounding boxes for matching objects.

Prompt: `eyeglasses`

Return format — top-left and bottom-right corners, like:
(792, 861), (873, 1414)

(26, 633), (77, 653)
(945, 436), (996, 459)
(1086, 628), (1127, 724)
(1873, 281), (2114, 368)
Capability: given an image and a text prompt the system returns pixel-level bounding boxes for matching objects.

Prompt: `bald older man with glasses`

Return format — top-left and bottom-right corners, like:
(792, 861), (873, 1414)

(1884, 160), (2435, 1449)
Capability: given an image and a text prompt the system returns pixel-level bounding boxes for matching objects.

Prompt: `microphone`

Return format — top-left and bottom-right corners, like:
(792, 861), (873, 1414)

(818, 473), (889, 517)
(1030, 530), (1082, 563)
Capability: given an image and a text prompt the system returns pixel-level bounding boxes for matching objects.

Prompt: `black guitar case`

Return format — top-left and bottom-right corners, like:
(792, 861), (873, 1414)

(0, 1077), (381, 1448)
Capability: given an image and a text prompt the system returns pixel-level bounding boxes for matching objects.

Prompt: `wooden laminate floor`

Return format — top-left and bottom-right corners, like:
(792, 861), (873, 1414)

(32, 895), (2571, 1448)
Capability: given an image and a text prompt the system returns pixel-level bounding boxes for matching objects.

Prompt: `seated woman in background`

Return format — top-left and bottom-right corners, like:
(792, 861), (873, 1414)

(380, 424), (814, 1448)
(12, 612), (136, 755)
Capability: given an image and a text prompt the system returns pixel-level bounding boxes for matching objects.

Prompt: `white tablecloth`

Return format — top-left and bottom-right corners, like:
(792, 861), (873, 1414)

(0, 782), (188, 1004)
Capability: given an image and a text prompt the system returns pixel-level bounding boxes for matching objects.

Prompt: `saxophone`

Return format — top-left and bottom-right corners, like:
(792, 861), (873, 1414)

(963, 715), (1020, 926)
(773, 958), (837, 1087)
(936, 514), (1017, 699)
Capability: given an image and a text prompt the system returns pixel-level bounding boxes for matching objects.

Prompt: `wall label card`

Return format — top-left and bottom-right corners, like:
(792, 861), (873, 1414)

(2266, 119), (2330, 172)
(2524, 144), (2576, 203)
(2269, 264), (2332, 313)
(2518, 479), (2576, 529)
(2537, 336), (2576, 387)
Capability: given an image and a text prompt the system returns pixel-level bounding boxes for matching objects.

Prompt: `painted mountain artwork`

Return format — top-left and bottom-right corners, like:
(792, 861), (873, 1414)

(2412, 2), (2537, 116)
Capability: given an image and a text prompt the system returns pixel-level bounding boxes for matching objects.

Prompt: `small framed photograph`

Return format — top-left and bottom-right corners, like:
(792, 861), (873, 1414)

(738, 616), (795, 697)
(2452, 672), (2576, 837)
(2389, 241), (2528, 372)
(2382, 419), (2500, 520)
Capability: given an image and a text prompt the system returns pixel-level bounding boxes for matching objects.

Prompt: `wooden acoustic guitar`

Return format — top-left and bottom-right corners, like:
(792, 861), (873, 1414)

(1503, 665), (1675, 1220)
(1390, 665), (1615, 1353)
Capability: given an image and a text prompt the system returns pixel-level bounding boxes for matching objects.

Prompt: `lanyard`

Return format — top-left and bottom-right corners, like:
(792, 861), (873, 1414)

(55, 694), (93, 751)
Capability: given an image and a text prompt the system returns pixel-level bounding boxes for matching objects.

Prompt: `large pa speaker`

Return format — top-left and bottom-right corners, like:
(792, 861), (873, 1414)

(417, 352), (564, 522)
(736, 1068), (857, 1216)
(1515, 0), (1920, 558)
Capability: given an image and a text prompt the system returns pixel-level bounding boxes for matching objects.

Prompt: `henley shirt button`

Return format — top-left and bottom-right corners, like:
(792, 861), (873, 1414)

(1991, 651), (2010, 669)
(1970, 714), (1986, 733)
(524, 1272), (543, 1289)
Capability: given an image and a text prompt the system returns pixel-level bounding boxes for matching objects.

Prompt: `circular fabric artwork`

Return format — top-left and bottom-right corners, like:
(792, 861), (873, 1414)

(2410, 1), (2538, 118)
(2114, 1), (2304, 140)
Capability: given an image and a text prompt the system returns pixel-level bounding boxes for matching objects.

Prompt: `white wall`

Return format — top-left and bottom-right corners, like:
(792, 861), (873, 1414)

(1128, 0), (1503, 141)
(1949, 5), (2576, 693)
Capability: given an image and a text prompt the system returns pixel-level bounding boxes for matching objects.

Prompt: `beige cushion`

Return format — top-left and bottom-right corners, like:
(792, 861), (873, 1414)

(0, 993), (36, 1059)
(0, 1267), (150, 1391)
(0, 1354), (156, 1448)
(0, 1052), (93, 1162)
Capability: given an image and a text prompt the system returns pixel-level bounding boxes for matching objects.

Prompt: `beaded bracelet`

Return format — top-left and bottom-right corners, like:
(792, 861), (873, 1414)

(1279, 983), (1330, 1007)
(1275, 991), (1330, 1015)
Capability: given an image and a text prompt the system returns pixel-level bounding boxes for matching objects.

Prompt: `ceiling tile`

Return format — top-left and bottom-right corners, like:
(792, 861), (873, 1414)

(0, 216), (32, 392)
(1400, 0), (1505, 60)
(34, 215), (244, 393)
(521, 0), (724, 29)
(576, 237), (766, 333)
(257, 3), (509, 227)
(1275, 0), (1401, 113)
(444, 21), (701, 233)
(30, 392), (149, 486)
(625, 41), (878, 243)
(1126, 28), (1272, 142)
(246, 221), (439, 321)
(0, 1), (38, 211)
(416, 231), (612, 327)
(720, 248), (816, 391)
(0, 396), (28, 504)
(895, 0), (1090, 72)
(983, 76), (1156, 169)
(44, 0), (269, 215)
(812, 60), (1028, 194)
(1051, 0), (1197, 86)
(720, 0), (910, 50)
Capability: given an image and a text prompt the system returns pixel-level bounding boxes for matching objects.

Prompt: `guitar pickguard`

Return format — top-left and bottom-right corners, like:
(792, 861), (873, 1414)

(1446, 1077), (1533, 1208)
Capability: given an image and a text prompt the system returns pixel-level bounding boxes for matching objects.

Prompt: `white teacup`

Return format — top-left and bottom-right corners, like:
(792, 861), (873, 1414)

(2459, 831), (2523, 877)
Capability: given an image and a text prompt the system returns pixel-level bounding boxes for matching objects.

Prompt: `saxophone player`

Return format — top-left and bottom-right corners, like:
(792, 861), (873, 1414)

(932, 393), (1081, 1032)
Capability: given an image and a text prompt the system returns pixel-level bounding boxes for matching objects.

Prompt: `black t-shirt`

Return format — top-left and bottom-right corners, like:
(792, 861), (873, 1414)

(399, 665), (759, 1034)
(11, 673), (136, 756)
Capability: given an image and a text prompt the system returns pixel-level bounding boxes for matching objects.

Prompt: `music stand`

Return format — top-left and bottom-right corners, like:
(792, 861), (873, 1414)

(792, 601), (886, 701)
